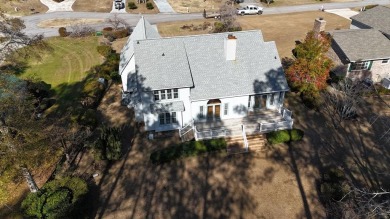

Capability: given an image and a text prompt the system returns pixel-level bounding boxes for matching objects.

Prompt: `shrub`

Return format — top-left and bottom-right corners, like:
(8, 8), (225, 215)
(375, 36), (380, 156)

(94, 126), (123, 161)
(58, 27), (68, 37)
(266, 129), (304, 144)
(290, 129), (304, 141)
(150, 138), (226, 164)
(96, 45), (113, 57)
(266, 130), (290, 144)
(112, 28), (129, 39)
(128, 2), (138, 9)
(21, 177), (88, 218)
(320, 167), (350, 202)
(79, 109), (98, 127)
(102, 27), (113, 32)
(146, 2), (154, 9)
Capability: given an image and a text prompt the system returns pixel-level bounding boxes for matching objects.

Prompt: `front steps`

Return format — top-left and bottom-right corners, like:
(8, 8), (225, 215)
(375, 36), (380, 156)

(226, 134), (266, 154)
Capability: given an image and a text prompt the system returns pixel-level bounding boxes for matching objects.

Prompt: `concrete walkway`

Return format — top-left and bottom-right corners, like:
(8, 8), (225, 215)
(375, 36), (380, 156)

(153, 0), (175, 13)
(40, 0), (76, 12)
(325, 8), (359, 20)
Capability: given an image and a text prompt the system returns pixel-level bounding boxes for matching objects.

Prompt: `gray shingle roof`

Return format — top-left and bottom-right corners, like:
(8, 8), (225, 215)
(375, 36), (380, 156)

(119, 17), (160, 75)
(150, 101), (185, 113)
(350, 6), (390, 36)
(331, 29), (390, 62)
(134, 30), (288, 101)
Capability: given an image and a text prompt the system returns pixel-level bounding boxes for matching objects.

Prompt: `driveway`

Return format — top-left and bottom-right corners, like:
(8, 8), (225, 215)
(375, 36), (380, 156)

(153, 0), (175, 13)
(325, 8), (359, 20)
(40, 0), (76, 12)
(110, 0), (127, 13)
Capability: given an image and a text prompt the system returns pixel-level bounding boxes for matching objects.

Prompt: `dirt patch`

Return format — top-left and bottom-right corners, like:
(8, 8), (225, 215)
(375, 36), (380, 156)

(72, 0), (112, 12)
(158, 11), (350, 58)
(0, 0), (48, 15)
(37, 18), (105, 28)
(168, 0), (229, 13)
(111, 37), (129, 53)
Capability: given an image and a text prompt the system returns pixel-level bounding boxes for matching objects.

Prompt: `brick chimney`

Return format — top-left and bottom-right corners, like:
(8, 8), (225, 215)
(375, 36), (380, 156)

(224, 34), (237, 61)
(313, 17), (326, 37)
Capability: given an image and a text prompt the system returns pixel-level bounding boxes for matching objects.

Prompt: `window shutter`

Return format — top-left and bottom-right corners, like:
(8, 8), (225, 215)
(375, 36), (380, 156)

(348, 63), (352, 72)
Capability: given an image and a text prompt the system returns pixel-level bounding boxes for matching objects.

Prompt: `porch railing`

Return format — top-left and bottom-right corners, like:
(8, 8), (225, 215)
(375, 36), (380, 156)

(279, 107), (292, 120)
(259, 119), (293, 133)
(194, 126), (227, 140)
(242, 125), (249, 152)
(179, 120), (194, 142)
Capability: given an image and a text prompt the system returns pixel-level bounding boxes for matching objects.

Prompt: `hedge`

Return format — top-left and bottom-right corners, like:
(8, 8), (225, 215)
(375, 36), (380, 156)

(128, 2), (137, 9)
(146, 2), (154, 9)
(150, 138), (226, 164)
(266, 128), (304, 144)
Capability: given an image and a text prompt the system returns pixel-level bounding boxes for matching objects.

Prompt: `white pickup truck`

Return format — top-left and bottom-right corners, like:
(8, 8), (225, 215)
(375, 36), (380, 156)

(236, 5), (263, 15)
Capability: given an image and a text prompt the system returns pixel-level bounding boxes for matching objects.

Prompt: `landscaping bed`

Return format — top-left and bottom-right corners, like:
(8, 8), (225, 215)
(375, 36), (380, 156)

(150, 138), (227, 164)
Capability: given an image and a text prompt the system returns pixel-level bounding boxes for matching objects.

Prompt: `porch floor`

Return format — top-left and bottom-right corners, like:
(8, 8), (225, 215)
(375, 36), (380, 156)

(194, 109), (284, 135)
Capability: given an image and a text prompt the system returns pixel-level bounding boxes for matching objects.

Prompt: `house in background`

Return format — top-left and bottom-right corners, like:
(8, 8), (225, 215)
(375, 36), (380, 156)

(329, 29), (390, 82)
(325, 6), (390, 83)
(119, 17), (293, 147)
(350, 5), (390, 39)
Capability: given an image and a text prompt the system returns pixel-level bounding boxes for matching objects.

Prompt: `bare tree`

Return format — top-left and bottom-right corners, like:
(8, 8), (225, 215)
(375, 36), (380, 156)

(68, 23), (95, 38)
(0, 12), (48, 62)
(339, 187), (390, 218)
(213, 2), (241, 33)
(322, 79), (369, 127)
(105, 14), (129, 30)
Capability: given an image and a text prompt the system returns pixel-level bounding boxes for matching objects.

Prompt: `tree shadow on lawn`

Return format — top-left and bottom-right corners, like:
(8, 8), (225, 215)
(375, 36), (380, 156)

(277, 93), (390, 217)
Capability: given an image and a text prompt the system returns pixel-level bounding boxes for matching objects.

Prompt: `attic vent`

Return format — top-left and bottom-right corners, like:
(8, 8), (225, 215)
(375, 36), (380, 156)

(137, 41), (139, 44)
(274, 56), (277, 59)
(162, 53), (165, 56)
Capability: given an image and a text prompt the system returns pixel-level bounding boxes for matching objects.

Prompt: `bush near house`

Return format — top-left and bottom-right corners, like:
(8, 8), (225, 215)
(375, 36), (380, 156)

(150, 138), (227, 164)
(128, 2), (138, 9)
(266, 128), (304, 144)
(21, 177), (88, 218)
(93, 126), (123, 161)
(146, 2), (154, 10)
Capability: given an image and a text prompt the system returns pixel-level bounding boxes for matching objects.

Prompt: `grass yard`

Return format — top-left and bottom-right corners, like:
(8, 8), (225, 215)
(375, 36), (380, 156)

(157, 11), (350, 57)
(0, 0), (48, 15)
(20, 36), (102, 87)
(72, 0), (113, 12)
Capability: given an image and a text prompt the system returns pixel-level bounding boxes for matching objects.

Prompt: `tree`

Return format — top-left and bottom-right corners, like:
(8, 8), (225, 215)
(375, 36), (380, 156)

(105, 14), (129, 30)
(285, 31), (333, 96)
(213, 2), (242, 33)
(0, 11), (48, 62)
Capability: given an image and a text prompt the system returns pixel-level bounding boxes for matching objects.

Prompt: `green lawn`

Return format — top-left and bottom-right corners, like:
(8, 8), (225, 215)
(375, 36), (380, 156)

(21, 36), (102, 87)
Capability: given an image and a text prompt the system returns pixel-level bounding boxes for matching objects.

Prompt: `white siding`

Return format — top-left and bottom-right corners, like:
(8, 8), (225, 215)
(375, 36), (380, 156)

(120, 56), (136, 92)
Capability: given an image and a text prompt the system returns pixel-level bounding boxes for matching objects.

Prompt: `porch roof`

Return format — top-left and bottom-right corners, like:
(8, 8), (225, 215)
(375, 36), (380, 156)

(150, 101), (185, 113)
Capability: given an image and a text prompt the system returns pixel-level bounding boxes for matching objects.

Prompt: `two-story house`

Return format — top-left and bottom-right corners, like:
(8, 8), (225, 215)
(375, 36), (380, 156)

(328, 6), (390, 83)
(119, 17), (293, 142)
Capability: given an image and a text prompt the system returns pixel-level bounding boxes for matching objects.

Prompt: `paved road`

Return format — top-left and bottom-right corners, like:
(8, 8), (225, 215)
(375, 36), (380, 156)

(21, 0), (390, 37)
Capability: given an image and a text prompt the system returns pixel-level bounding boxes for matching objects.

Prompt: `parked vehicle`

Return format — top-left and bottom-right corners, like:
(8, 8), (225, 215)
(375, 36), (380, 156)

(236, 5), (263, 15)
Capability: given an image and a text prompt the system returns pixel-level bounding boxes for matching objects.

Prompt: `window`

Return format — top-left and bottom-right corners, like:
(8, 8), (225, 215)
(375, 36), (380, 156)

(382, 59), (389, 64)
(224, 103), (229, 115)
(172, 112), (177, 123)
(173, 89), (179, 98)
(165, 113), (171, 124)
(159, 112), (177, 125)
(153, 89), (179, 101)
(159, 113), (165, 125)
(154, 91), (159, 101)
(270, 94), (274, 105)
(350, 61), (371, 71)
(199, 106), (204, 118)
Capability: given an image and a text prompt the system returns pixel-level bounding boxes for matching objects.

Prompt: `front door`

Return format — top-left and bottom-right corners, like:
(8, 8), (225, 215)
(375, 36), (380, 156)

(254, 95), (267, 109)
(207, 105), (221, 120)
